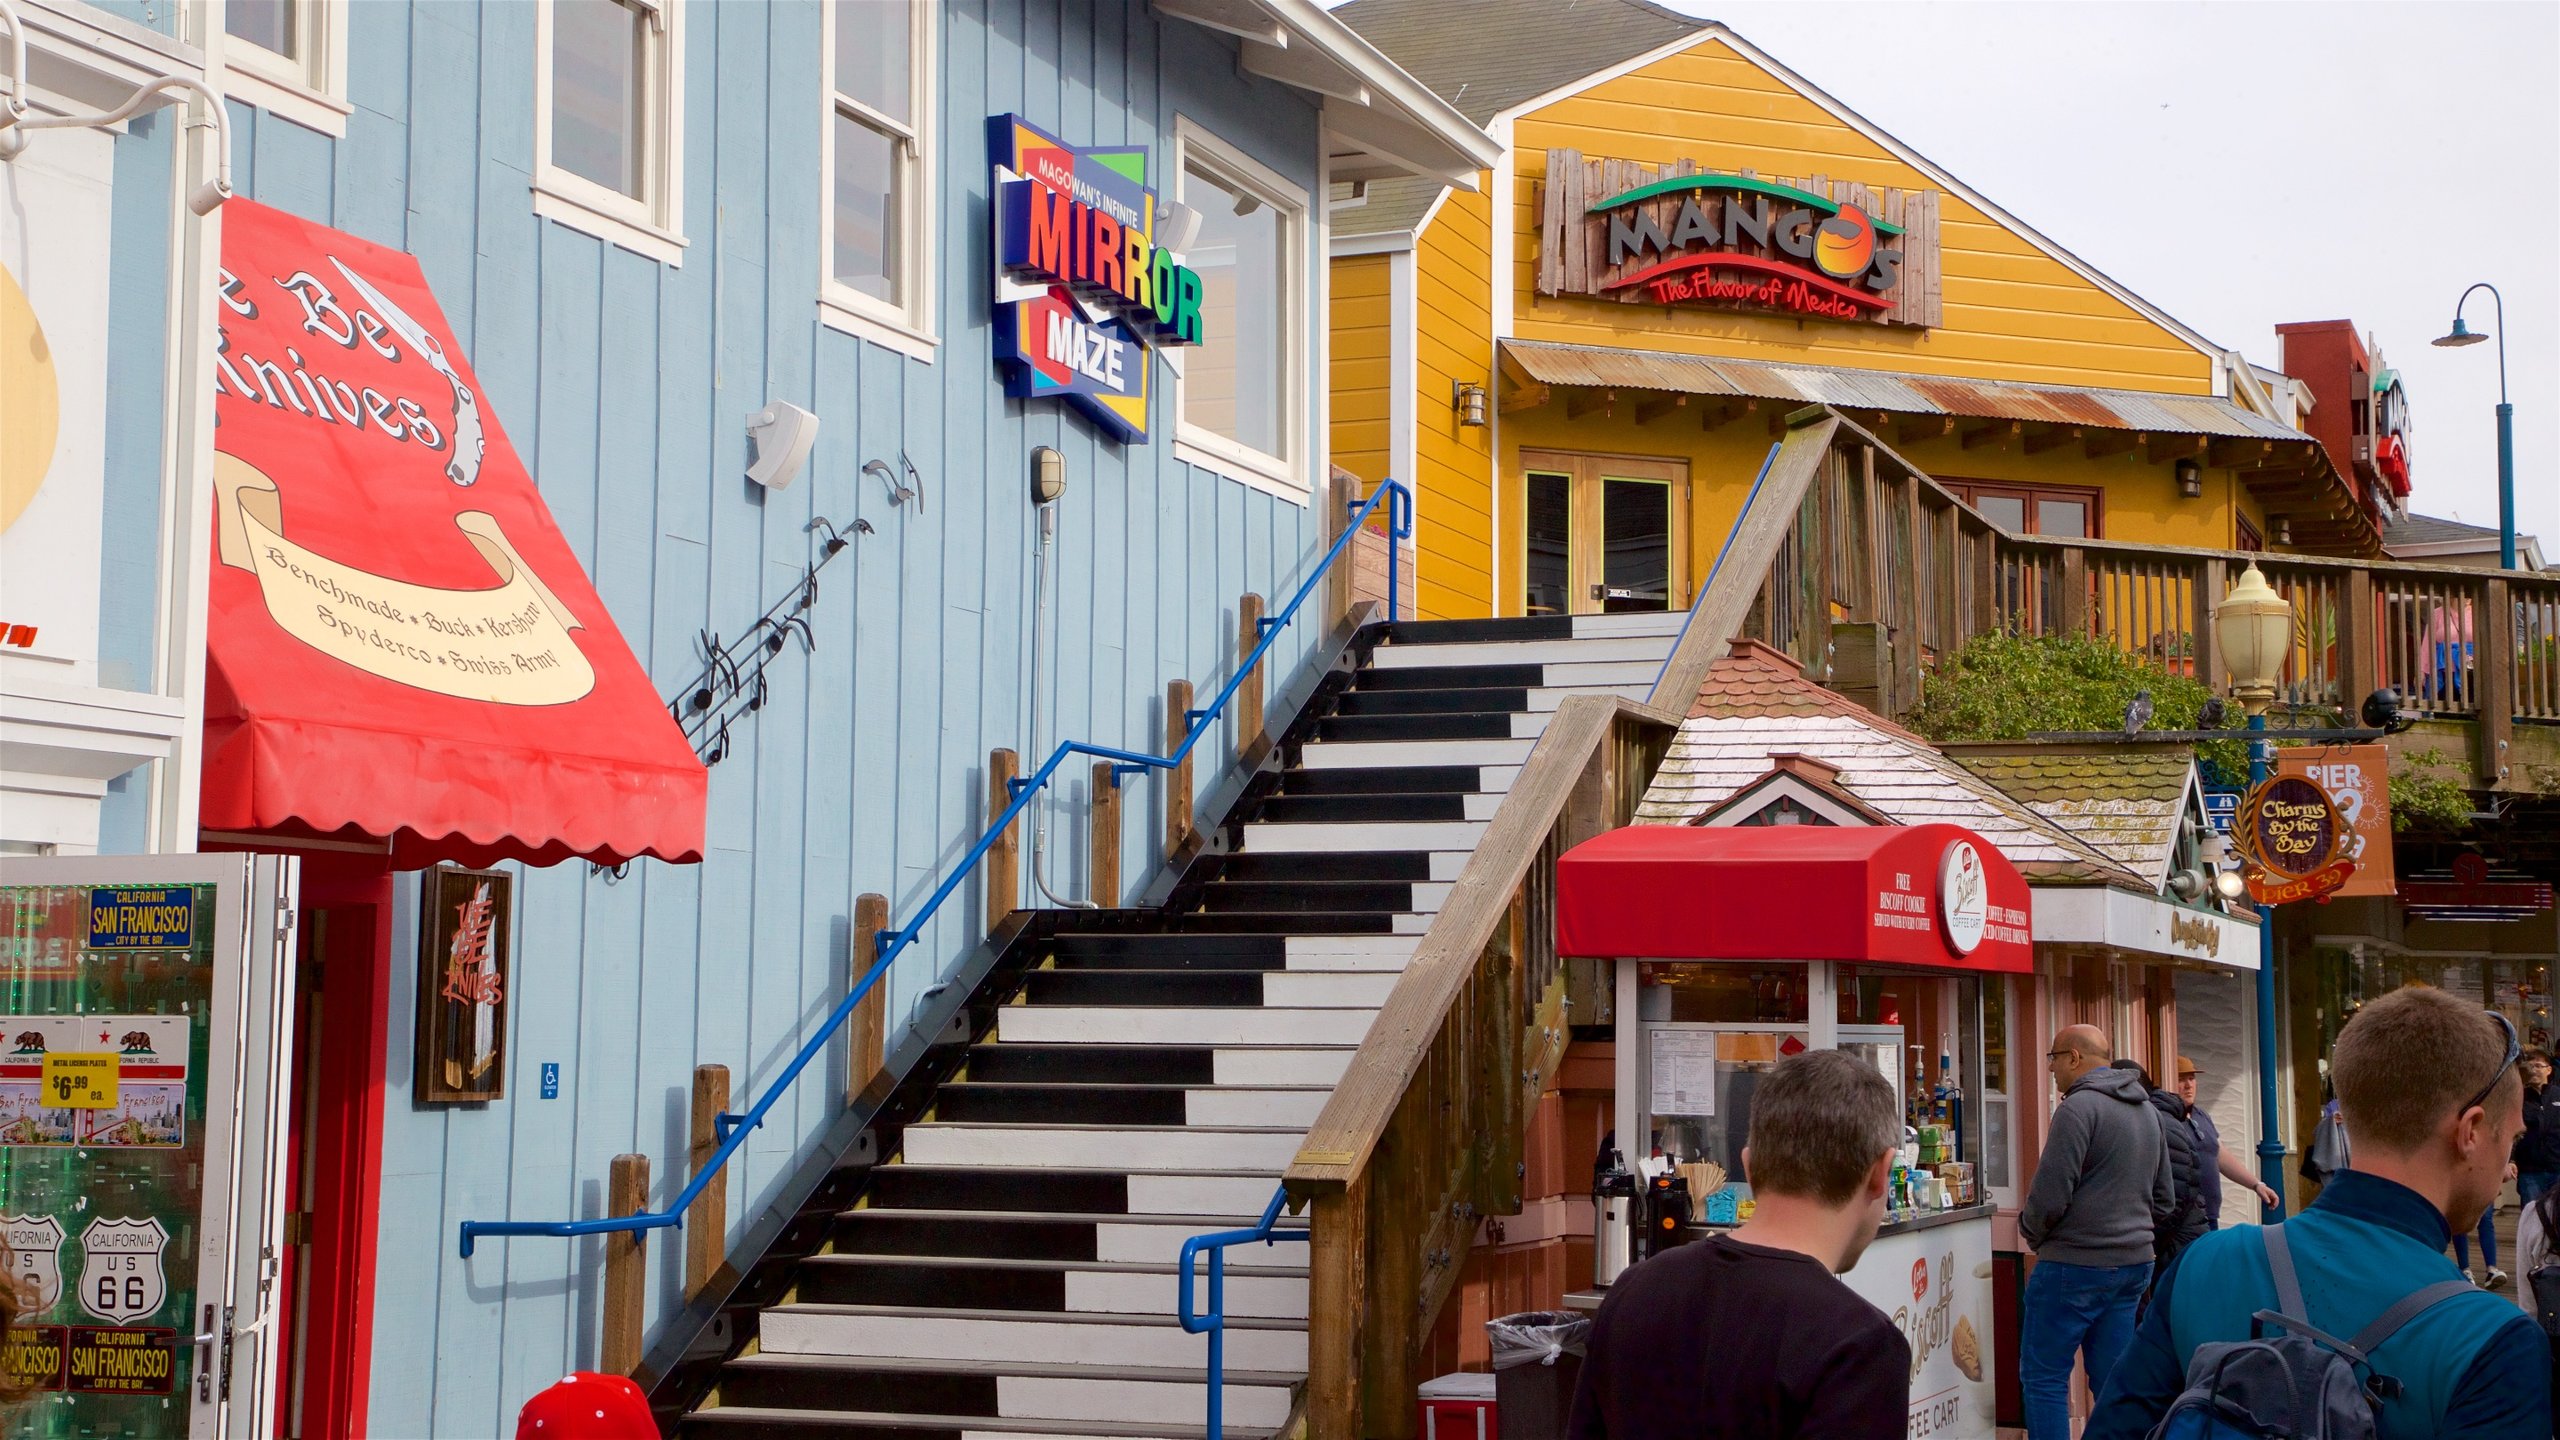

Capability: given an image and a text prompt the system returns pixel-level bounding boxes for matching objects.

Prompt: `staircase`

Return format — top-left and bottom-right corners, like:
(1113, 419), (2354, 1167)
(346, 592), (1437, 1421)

(680, 612), (1680, 1440)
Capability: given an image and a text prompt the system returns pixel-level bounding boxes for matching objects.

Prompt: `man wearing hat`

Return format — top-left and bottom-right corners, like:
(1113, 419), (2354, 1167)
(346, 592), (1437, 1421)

(2175, 1056), (2278, 1225)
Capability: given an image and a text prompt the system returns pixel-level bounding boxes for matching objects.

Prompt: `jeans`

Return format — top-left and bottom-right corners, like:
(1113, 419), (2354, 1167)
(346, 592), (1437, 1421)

(2020, 1258), (2152, 1440)
(2452, 1207), (2499, 1272)
(2522, 1171), (2560, 1206)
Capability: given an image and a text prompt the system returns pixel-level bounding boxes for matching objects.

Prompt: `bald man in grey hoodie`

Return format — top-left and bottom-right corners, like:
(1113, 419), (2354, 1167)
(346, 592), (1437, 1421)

(2016, 1025), (2176, 1440)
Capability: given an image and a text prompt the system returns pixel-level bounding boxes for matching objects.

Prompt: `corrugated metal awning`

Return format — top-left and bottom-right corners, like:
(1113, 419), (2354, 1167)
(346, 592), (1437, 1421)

(1498, 337), (2305, 440)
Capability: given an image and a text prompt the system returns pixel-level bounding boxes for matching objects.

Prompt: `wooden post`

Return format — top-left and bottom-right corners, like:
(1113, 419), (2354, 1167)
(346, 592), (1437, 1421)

(986, 748), (1020, 931)
(2196, 557), (2228, 691)
(2479, 577), (2515, 788)
(1305, 1175), (1368, 1440)
(1970, 530), (2001, 636)
(848, 893), (888, 1106)
(2057, 548), (2089, 638)
(1089, 762), (1122, 906)
(602, 1153), (649, 1374)
(2338, 568), (2378, 708)
(686, 1065), (729, 1299)
(1238, 594), (1267, 758)
(1326, 471), (1352, 627)
(1165, 679), (1194, 859)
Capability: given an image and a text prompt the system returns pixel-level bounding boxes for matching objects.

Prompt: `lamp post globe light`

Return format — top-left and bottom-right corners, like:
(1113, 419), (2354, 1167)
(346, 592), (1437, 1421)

(2214, 563), (2296, 1220)
(2433, 283), (2516, 571)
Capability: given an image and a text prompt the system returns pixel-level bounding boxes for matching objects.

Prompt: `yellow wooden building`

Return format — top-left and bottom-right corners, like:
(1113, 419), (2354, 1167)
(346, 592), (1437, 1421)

(1329, 0), (2380, 622)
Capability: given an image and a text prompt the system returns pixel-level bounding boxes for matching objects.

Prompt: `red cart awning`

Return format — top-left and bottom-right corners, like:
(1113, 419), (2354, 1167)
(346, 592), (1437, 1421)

(1557, 823), (2033, 974)
(199, 200), (704, 868)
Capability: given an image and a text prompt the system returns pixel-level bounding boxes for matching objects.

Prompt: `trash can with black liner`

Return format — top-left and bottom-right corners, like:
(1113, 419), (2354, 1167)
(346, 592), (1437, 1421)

(1486, 1310), (1589, 1440)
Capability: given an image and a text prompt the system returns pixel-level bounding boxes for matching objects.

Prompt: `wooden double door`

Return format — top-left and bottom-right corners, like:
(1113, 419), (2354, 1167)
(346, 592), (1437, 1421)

(1522, 450), (1691, 616)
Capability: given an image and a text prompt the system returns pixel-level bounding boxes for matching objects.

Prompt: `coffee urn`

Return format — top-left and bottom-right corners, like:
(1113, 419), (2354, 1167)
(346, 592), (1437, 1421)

(1592, 1141), (1636, 1286)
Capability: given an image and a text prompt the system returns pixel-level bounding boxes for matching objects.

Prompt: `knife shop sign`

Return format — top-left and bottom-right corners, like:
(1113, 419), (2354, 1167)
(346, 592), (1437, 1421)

(208, 199), (601, 706)
(2231, 776), (2356, 906)
(1537, 149), (1943, 329)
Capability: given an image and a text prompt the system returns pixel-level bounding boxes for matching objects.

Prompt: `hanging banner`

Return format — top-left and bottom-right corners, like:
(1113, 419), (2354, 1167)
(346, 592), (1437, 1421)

(2275, 745), (2394, 897)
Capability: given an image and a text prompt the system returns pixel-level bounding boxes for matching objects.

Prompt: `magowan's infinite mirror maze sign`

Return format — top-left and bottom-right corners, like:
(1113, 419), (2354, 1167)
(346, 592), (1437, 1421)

(1538, 148), (1943, 329)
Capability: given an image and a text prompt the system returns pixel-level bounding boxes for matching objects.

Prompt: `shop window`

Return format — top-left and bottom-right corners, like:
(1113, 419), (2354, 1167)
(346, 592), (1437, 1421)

(1948, 481), (2101, 539)
(533, 0), (688, 266)
(1174, 119), (1308, 501)
(820, 0), (937, 359)
(220, 0), (350, 138)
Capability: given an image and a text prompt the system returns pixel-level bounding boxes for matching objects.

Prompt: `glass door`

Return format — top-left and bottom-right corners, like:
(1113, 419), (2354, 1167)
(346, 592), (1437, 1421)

(1520, 452), (1690, 616)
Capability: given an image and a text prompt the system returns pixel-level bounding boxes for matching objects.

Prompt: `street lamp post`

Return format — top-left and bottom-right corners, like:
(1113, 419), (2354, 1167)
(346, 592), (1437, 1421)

(2433, 283), (2516, 571)
(2214, 564), (2296, 1221)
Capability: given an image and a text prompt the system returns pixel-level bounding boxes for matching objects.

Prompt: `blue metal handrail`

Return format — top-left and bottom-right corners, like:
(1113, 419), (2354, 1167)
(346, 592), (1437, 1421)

(1177, 1184), (1309, 1440)
(458, 479), (1412, 1257)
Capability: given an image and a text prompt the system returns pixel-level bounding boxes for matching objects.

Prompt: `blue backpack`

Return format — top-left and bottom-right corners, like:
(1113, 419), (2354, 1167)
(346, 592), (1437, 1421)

(2149, 1225), (2475, 1439)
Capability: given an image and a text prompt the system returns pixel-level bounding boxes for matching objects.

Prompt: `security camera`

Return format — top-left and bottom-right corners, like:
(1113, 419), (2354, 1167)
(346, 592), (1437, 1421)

(746, 401), (819, 490)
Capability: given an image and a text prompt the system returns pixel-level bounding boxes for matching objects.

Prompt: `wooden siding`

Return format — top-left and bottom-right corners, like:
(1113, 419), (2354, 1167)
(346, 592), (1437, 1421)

(1510, 38), (2214, 394)
(210, 2), (1334, 1432)
(1330, 252), (1393, 489)
(1412, 182), (1496, 619)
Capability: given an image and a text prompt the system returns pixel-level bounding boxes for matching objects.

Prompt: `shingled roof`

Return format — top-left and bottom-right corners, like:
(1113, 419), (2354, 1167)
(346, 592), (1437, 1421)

(1943, 743), (2202, 888)
(1333, 0), (1706, 125)
(1636, 643), (2148, 888)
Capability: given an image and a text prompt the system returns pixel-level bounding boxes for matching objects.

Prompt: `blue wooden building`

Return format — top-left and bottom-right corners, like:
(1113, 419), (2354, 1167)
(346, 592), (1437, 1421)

(4, 0), (1491, 1433)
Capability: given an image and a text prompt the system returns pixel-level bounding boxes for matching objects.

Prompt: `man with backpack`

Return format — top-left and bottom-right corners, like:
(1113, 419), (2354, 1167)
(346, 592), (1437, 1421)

(2086, 985), (2552, 1440)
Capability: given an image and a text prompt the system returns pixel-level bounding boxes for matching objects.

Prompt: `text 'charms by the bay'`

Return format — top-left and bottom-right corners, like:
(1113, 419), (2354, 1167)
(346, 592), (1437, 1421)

(4, 1214), (65, 1313)
(990, 115), (1206, 444)
(77, 1215), (168, 1324)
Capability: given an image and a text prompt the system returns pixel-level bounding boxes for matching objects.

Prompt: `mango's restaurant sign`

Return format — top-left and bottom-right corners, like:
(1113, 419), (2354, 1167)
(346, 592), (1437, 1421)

(201, 199), (705, 868)
(1537, 148), (1943, 329)
(991, 115), (1205, 444)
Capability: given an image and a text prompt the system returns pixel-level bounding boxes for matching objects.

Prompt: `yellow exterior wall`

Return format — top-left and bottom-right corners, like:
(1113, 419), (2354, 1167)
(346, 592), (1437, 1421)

(1329, 251), (1393, 490)
(1511, 38), (2215, 393)
(1412, 182), (1498, 620)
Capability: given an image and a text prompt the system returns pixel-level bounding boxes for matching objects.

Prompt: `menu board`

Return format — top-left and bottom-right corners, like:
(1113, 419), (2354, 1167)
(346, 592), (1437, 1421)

(1648, 1029), (1720, 1116)
(2, 880), (217, 1435)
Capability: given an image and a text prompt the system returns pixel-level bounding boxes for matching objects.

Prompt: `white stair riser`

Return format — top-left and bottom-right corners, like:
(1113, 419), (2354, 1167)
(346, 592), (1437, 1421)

(1258, 972), (1397, 1009)
(1071, 1269), (1309, 1321)
(1569, 612), (1690, 639)
(1525, 683), (1655, 712)
(1186, 1087), (1334, 1126)
(1286, 934), (1421, 961)
(1393, 912), (1432, 934)
(1003, 1006), (1376, 1046)
(1211, 1047), (1355, 1086)
(1000, 1374), (1292, 1430)
(903, 1125), (1303, 1172)
(1371, 636), (1673, 668)
(1094, 1221), (1309, 1270)
(1127, 1173), (1298, 1217)
(760, 1311), (1308, 1373)
(1535, 660), (1663, 687)
(1243, 820), (1487, 853)
(1299, 738), (1537, 769)
(1285, 949), (1410, 973)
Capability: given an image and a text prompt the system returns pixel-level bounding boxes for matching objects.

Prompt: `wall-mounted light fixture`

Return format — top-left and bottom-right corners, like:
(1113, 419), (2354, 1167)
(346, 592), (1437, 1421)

(1030, 445), (1066, 506)
(1453, 380), (1489, 429)
(2175, 456), (2203, 499)
(2271, 515), (2292, 547)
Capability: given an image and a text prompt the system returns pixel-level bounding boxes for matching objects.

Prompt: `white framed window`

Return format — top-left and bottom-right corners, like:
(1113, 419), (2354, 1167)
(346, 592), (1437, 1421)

(1172, 117), (1309, 503)
(218, 0), (350, 139)
(532, 0), (688, 266)
(818, 0), (937, 359)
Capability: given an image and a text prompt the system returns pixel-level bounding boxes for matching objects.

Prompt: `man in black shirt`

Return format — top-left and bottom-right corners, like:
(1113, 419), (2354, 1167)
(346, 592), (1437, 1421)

(1567, 1050), (1912, 1439)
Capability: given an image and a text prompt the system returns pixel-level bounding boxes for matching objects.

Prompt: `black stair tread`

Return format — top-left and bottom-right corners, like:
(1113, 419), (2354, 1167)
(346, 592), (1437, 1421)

(843, 1205), (1308, 1231)
(1313, 713), (1520, 742)
(1277, 764), (1482, 794)
(1195, 881), (1414, 914)
(941, 1080), (1325, 1093)
(765, 1300), (1307, 1332)
(1250, 793), (1468, 822)
(721, 1351), (1306, 1385)
(906, 1121), (1313, 1133)
(1166, 911), (1395, 934)
(1020, 969), (1264, 1006)
(683, 1407), (1207, 1440)
(1352, 662), (1544, 691)
(1044, 946), (1285, 970)
(802, 1253), (1308, 1277)
(1333, 686), (1533, 716)
(1049, 933), (1286, 957)
(962, 1044), (1217, 1086)
(1213, 851), (1431, 882)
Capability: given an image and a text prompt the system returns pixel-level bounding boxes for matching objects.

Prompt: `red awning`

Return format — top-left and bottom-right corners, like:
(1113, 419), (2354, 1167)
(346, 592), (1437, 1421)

(1556, 823), (2033, 974)
(199, 200), (705, 868)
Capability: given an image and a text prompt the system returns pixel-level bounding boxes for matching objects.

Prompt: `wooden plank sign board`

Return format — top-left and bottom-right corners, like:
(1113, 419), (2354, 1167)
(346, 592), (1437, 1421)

(1538, 148), (1943, 330)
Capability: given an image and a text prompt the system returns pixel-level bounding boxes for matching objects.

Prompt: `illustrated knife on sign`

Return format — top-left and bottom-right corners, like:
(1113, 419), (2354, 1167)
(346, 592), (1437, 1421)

(330, 256), (486, 487)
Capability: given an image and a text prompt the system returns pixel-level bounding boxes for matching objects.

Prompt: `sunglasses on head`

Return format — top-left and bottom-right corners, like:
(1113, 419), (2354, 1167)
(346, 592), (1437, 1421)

(2460, 1010), (2523, 1118)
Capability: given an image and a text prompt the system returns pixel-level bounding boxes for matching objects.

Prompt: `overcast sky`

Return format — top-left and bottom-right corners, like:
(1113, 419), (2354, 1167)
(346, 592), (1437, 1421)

(1394, 1), (2560, 550)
